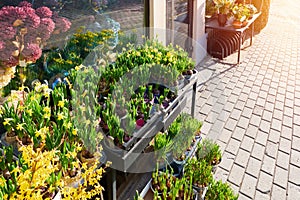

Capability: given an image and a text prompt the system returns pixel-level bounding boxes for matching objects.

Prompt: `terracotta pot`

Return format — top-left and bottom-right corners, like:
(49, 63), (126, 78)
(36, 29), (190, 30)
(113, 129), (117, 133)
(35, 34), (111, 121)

(217, 14), (227, 27)
(232, 20), (242, 29)
(242, 20), (248, 27)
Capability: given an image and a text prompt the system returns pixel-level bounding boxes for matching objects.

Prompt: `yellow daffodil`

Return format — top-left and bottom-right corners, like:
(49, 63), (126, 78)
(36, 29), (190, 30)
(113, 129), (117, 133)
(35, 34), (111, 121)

(72, 128), (78, 136)
(18, 105), (25, 112)
(75, 65), (80, 71)
(18, 85), (25, 91)
(75, 144), (82, 152)
(57, 113), (64, 121)
(3, 118), (13, 126)
(43, 106), (51, 113)
(26, 109), (33, 116)
(41, 127), (49, 133)
(65, 122), (72, 129)
(33, 81), (41, 88)
(30, 96), (36, 101)
(43, 90), (50, 98)
(43, 113), (50, 119)
(0, 177), (6, 186)
(58, 100), (65, 108)
(35, 130), (42, 138)
(16, 123), (24, 131)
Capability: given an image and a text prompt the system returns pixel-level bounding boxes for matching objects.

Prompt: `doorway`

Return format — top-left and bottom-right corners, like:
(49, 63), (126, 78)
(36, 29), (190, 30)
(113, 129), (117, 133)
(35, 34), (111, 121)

(166, 0), (194, 54)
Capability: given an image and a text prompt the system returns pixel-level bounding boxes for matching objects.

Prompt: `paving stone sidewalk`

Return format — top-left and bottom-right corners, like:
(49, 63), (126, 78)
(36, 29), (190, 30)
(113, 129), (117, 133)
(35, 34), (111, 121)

(191, 0), (300, 199)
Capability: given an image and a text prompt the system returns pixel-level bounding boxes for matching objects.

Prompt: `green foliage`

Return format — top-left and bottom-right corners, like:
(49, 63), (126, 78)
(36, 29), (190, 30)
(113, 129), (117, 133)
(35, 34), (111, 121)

(231, 3), (251, 22)
(197, 139), (222, 165)
(70, 66), (103, 153)
(0, 146), (18, 198)
(206, 180), (239, 200)
(114, 38), (195, 81)
(151, 168), (195, 200)
(184, 158), (213, 187)
(213, 0), (235, 14)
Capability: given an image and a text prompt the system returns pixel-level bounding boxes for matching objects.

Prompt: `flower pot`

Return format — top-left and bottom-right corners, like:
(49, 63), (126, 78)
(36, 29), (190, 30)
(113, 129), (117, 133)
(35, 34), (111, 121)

(242, 20), (248, 27)
(194, 130), (201, 139)
(172, 157), (186, 166)
(79, 150), (97, 168)
(182, 69), (194, 79)
(192, 185), (208, 200)
(211, 158), (222, 173)
(232, 20), (243, 29)
(4, 132), (17, 145)
(176, 78), (185, 90)
(217, 14), (227, 27)
(16, 135), (33, 150)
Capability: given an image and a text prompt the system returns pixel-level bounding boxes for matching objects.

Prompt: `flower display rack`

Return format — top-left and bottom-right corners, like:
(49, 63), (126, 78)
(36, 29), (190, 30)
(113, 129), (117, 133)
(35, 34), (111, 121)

(139, 136), (202, 199)
(105, 71), (198, 200)
(121, 111), (163, 151)
(160, 72), (198, 132)
(102, 117), (164, 172)
(102, 71), (198, 173)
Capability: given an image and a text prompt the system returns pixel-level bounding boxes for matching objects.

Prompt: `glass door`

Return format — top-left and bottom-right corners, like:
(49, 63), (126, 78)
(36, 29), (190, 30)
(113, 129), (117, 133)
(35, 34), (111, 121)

(166, 0), (193, 54)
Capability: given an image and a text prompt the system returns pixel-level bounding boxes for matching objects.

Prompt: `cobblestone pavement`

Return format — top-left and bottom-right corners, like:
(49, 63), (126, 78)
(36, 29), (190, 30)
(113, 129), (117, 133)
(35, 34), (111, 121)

(191, 0), (300, 199)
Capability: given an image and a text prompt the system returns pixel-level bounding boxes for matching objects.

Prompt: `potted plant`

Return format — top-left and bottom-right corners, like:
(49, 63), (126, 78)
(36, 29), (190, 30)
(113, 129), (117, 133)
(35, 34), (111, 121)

(206, 0), (218, 18)
(213, 0), (235, 26)
(245, 3), (258, 19)
(4, 137), (109, 200)
(205, 180), (239, 200)
(231, 3), (251, 28)
(196, 139), (222, 173)
(151, 166), (196, 199)
(0, 146), (18, 199)
(181, 113), (203, 139)
(0, 102), (20, 146)
(153, 132), (174, 168)
(184, 158), (213, 198)
(167, 118), (181, 139)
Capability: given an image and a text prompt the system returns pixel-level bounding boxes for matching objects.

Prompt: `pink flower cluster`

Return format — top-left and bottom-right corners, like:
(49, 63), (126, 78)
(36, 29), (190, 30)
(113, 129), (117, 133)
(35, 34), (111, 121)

(0, 1), (72, 68)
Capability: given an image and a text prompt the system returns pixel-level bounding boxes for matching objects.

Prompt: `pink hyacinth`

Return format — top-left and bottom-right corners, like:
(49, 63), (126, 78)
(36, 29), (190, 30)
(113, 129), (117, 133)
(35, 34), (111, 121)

(2, 56), (19, 68)
(36, 7), (53, 18)
(0, 43), (18, 60)
(18, 1), (33, 7)
(0, 6), (27, 25)
(0, 1), (72, 68)
(40, 18), (55, 33)
(24, 30), (38, 44)
(53, 16), (71, 33)
(0, 41), (4, 50)
(21, 6), (40, 28)
(0, 22), (17, 40)
(22, 43), (42, 63)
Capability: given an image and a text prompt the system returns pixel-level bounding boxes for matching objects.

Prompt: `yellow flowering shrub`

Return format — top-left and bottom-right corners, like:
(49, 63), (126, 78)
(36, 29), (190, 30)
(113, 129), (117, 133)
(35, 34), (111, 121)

(3, 140), (108, 200)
